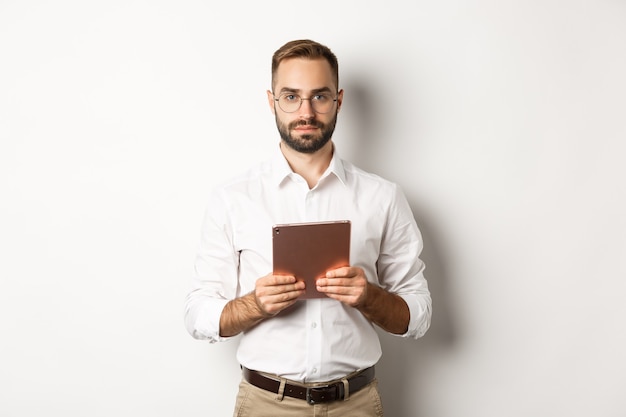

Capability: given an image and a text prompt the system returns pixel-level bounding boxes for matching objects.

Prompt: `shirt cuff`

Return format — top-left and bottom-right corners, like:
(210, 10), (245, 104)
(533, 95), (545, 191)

(397, 293), (432, 339)
(189, 298), (231, 343)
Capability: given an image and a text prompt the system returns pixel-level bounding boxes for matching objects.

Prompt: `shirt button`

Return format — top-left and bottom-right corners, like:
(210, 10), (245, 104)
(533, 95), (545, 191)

(312, 368), (318, 373)
(311, 322), (317, 329)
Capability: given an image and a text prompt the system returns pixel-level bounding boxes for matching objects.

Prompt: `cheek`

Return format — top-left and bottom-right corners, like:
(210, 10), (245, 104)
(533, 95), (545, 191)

(277, 115), (296, 128)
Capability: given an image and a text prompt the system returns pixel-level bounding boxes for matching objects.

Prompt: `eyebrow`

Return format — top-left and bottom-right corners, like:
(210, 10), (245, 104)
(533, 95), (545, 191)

(278, 87), (334, 95)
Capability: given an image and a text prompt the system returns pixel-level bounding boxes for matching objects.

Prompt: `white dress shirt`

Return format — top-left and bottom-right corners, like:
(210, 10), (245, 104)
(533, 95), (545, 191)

(185, 145), (431, 382)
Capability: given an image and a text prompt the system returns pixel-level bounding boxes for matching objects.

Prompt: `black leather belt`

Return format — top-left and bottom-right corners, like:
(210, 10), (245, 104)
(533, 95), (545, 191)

(242, 366), (375, 405)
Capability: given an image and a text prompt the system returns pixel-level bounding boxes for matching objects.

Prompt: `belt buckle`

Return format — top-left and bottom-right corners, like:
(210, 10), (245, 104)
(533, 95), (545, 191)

(306, 386), (330, 405)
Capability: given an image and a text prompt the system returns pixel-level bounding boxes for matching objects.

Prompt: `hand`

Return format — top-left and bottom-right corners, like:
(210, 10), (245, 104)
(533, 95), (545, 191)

(315, 266), (369, 307)
(254, 273), (306, 317)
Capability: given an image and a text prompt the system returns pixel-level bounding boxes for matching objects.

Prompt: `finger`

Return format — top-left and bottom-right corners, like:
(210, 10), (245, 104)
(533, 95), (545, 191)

(277, 287), (306, 301)
(317, 290), (360, 307)
(316, 281), (355, 295)
(257, 287), (305, 315)
(317, 285), (364, 306)
(257, 274), (296, 290)
(268, 274), (298, 285)
(317, 277), (353, 288)
(326, 266), (356, 278)
(272, 283), (306, 297)
(258, 281), (305, 298)
(273, 289), (306, 305)
(317, 284), (350, 293)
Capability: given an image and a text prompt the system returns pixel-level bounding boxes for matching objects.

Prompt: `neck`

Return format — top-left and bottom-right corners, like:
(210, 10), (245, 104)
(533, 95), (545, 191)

(280, 141), (334, 189)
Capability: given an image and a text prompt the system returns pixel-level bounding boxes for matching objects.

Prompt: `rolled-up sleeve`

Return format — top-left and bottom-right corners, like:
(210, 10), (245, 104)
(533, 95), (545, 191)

(184, 190), (239, 343)
(378, 185), (432, 339)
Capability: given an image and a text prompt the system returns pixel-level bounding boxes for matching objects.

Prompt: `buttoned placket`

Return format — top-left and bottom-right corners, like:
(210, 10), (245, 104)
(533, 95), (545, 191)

(303, 184), (324, 381)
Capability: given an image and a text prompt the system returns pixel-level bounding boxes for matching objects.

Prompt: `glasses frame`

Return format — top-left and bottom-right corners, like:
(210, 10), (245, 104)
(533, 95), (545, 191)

(273, 92), (339, 114)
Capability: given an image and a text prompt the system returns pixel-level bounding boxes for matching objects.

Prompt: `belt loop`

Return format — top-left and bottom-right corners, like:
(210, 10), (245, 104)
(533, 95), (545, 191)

(341, 378), (350, 401)
(275, 378), (286, 401)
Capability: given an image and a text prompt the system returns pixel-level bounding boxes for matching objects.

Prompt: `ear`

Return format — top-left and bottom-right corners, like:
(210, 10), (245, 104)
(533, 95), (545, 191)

(267, 90), (276, 114)
(336, 89), (344, 113)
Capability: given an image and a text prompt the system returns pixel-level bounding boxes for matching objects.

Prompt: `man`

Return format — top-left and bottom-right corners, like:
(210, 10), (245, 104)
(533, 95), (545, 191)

(185, 39), (431, 416)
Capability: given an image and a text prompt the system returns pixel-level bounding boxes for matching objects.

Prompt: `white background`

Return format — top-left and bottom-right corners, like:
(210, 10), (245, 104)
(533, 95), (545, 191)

(1, 1), (625, 416)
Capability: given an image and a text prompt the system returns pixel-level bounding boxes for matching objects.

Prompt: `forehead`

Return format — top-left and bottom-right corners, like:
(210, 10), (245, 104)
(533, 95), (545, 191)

(274, 58), (336, 92)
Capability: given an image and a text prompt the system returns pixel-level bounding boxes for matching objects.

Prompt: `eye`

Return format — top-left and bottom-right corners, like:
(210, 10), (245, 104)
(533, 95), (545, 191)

(282, 94), (299, 102)
(312, 94), (330, 102)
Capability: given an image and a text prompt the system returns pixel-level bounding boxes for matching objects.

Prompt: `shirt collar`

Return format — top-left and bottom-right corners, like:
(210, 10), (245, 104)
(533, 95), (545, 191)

(271, 143), (347, 188)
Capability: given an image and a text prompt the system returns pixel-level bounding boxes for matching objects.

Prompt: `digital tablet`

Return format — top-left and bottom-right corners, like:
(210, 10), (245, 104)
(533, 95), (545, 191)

(272, 220), (351, 299)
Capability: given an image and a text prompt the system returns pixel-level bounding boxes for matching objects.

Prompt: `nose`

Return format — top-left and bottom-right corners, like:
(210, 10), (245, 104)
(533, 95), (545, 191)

(297, 98), (315, 119)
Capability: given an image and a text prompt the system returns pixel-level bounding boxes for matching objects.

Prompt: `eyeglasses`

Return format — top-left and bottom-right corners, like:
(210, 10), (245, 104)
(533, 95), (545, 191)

(273, 92), (338, 114)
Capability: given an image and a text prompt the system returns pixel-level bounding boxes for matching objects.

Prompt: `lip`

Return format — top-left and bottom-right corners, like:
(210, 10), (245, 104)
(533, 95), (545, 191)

(294, 125), (319, 132)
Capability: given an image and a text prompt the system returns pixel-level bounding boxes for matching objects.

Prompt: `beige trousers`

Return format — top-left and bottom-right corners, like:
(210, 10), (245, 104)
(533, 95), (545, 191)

(232, 378), (384, 417)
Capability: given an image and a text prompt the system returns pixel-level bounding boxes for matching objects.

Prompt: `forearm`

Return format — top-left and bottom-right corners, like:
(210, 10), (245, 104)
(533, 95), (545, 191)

(357, 283), (410, 335)
(219, 292), (269, 338)
(219, 273), (306, 337)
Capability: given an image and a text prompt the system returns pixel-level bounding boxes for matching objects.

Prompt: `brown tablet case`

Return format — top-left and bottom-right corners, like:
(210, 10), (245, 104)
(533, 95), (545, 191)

(272, 220), (351, 299)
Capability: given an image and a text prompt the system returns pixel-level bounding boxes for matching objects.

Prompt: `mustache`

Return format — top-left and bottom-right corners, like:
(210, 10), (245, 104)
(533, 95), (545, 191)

(289, 120), (324, 129)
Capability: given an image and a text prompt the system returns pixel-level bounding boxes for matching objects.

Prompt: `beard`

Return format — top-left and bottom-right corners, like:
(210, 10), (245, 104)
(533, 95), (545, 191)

(276, 113), (338, 154)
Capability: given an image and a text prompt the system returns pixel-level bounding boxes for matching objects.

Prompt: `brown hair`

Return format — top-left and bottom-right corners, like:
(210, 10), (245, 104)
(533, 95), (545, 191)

(271, 39), (339, 91)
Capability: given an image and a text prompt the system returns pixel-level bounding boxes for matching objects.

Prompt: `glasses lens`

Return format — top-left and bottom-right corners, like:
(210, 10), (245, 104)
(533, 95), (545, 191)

(278, 94), (301, 113)
(311, 95), (333, 113)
